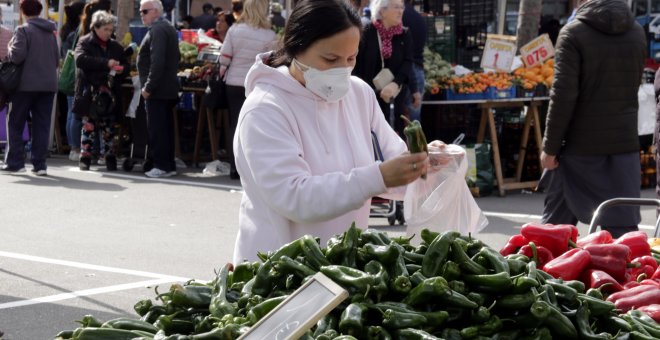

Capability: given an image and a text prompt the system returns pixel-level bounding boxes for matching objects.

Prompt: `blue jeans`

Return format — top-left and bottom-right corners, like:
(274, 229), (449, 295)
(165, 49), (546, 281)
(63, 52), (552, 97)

(66, 96), (81, 149)
(405, 64), (425, 121)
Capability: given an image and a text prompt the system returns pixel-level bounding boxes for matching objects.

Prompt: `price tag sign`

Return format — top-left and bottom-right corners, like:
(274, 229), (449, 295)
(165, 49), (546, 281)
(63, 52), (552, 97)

(481, 38), (517, 72)
(520, 34), (555, 68)
(238, 272), (348, 340)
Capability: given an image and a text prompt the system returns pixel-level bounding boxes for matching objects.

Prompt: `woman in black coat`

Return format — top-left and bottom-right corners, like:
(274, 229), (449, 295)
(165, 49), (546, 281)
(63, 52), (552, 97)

(72, 10), (128, 171)
(353, 0), (416, 136)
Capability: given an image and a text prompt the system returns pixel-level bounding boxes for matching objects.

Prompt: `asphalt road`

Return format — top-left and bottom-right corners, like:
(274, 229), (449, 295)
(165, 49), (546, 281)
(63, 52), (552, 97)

(0, 155), (657, 339)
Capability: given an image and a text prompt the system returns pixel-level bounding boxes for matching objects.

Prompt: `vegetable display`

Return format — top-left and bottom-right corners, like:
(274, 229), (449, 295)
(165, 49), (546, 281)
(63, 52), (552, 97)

(54, 223), (660, 339)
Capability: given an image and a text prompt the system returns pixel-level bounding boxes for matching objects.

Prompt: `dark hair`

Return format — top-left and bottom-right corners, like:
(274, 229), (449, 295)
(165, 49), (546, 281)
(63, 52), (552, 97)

(203, 3), (213, 12)
(20, 0), (42, 17)
(232, 0), (243, 14)
(220, 12), (235, 27)
(270, 0), (361, 67)
(213, 6), (224, 15)
(60, 0), (85, 40)
(182, 15), (194, 23)
(80, 0), (111, 35)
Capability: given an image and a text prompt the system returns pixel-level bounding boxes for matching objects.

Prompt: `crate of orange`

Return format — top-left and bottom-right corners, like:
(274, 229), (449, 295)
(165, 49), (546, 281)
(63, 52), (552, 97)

(445, 73), (488, 100)
(513, 58), (554, 98)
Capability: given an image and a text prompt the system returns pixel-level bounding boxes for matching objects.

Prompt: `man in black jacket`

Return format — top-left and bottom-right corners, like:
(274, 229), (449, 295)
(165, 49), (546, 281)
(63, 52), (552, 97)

(138, 0), (180, 178)
(540, 0), (646, 237)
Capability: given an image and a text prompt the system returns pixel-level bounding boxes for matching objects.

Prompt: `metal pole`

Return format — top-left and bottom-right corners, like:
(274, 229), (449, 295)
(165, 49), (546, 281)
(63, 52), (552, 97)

(497, 0), (506, 35)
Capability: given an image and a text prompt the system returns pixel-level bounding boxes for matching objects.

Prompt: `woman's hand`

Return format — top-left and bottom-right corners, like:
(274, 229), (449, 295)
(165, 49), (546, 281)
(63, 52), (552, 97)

(412, 92), (422, 108)
(379, 82), (401, 103)
(107, 59), (119, 69)
(379, 151), (429, 187)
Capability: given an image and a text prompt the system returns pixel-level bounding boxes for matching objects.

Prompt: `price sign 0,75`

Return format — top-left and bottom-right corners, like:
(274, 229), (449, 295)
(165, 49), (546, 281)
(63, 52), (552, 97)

(520, 34), (555, 68)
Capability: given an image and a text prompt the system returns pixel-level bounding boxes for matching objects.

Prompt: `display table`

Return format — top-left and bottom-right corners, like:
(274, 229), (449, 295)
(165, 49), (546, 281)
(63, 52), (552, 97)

(423, 97), (550, 196)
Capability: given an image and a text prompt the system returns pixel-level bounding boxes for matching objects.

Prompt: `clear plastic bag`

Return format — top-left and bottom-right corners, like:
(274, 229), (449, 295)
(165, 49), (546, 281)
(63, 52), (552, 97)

(404, 144), (488, 244)
(638, 84), (655, 136)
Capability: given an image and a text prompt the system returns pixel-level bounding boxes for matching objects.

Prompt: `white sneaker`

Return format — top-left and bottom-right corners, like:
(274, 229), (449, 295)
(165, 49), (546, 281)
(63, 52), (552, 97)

(97, 158), (105, 165)
(145, 168), (176, 178)
(31, 169), (47, 176)
(68, 150), (80, 161)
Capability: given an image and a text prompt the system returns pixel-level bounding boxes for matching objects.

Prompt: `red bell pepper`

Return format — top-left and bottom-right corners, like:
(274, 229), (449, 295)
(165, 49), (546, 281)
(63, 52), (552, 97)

(576, 230), (613, 247)
(584, 244), (631, 282)
(518, 242), (554, 267)
(632, 256), (659, 275)
(607, 284), (658, 303)
(640, 279), (660, 288)
(610, 286), (660, 312)
(624, 281), (642, 289)
(652, 266), (660, 280)
(500, 234), (528, 256)
(542, 248), (591, 281)
(614, 231), (652, 259)
(520, 223), (574, 257)
(637, 304), (660, 323)
(555, 223), (579, 243)
(582, 269), (624, 293)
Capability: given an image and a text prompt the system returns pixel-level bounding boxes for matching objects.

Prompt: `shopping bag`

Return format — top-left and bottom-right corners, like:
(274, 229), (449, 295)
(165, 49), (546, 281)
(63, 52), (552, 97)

(464, 143), (494, 197)
(638, 84), (655, 136)
(0, 60), (22, 94)
(58, 50), (76, 96)
(404, 144), (488, 244)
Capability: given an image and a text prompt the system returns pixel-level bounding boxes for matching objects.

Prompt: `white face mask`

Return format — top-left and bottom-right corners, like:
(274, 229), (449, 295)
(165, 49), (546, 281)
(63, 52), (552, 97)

(294, 59), (353, 102)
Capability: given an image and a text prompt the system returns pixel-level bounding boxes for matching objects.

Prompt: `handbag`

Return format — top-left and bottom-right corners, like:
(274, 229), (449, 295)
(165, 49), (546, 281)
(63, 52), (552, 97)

(58, 28), (80, 96)
(0, 27), (28, 96)
(372, 32), (395, 91)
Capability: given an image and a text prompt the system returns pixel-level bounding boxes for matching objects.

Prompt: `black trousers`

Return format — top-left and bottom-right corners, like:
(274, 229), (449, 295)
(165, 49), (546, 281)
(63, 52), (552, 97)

(226, 85), (246, 170)
(4, 91), (55, 170)
(145, 98), (177, 172)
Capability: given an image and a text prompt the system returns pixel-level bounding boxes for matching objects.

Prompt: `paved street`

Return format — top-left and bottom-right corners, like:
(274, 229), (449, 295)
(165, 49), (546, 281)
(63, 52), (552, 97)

(0, 155), (657, 339)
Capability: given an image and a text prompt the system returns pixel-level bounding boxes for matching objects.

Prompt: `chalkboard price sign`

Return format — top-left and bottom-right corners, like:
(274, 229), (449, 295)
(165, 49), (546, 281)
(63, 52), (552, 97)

(238, 272), (348, 340)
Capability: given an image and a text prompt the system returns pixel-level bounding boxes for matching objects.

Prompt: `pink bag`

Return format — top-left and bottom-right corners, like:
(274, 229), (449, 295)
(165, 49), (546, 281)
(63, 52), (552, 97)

(0, 106), (30, 143)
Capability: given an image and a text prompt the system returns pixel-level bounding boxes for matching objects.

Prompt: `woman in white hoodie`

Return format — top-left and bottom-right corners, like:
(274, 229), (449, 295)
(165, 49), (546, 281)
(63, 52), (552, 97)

(232, 0), (441, 263)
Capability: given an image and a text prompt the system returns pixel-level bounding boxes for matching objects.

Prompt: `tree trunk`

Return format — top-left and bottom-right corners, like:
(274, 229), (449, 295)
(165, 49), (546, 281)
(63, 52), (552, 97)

(516, 0), (542, 51)
(116, 0), (133, 46)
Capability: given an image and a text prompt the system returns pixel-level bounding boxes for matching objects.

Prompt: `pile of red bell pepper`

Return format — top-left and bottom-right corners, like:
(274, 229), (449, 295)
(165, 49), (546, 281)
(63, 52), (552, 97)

(500, 225), (660, 315)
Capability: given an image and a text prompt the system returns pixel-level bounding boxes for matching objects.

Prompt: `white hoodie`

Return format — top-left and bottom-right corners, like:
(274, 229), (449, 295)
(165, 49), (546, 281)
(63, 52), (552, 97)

(232, 53), (408, 263)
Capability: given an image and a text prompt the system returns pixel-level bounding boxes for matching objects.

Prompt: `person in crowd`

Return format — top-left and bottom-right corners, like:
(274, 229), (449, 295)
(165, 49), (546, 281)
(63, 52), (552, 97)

(72, 11), (128, 171)
(80, 0), (111, 36)
(353, 0), (416, 136)
(0, 6), (14, 60)
(540, 0), (646, 238)
(231, 0), (243, 21)
(179, 15), (194, 29)
(219, 0), (277, 179)
(269, 2), (285, 30)
(60, 0), (85, 162)
(138, 0), (180, 178)
(2, 0), (58, 175)
(402, 0), (425, 121)
(205, 11), (235, 43)
(213, 7), (224, 15)
(539, 16), (561, 46)
(190, 2), (216, 30)
(231, 0), (443, 263)
(360, 7), (371, 27)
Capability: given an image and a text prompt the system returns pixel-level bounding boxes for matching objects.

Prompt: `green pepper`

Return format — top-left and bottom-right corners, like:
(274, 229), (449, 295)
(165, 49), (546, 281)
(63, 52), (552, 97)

(420, 229), (440, 245)
(508, 258), (528, 276)
(440, 328), (463, 340)
(367, 325), (393, 340)
(545, 279), (578, 304)
(300, 235), (331, 270)
(409, 271), (427, 287)
(390, 275), (412, 295)
(55, 330), (74, 339)
(539, 284), (560, 311)
(167, 284), (212, 309)
(463, 272), (512, 293)
(312, 314), (338, 338)
(470, 305), (492, 323)
(245, 295), (287, 326)
(586, 288), (605, 300)
(511, 275), (540, 293)
(360, 229), (392, 246)
(421, 231), (460, 277)
(342, 222), (361, 267)
(467, 291), (487, 306)
(448, 280), (466, 294)
(251, 260), (276, 297)
(479, 247), (510, 273)
(153, 314), (194, 335)
(519, 327), (553, 340)
(405, 264), (422, 273)
(403, 251), (425, 265)
(133, 299), (153, 317)
(629, 310), (660, 338)
(396, 328), (440, 339)
(76, 315), (103, 328)
(450, 239), (488, 275)
(68, 327), (155, 340)
(209, 264), (237, 318)
(402, 276), (449, 306)
(440, 261), (461, 281)
(530, 300), (578, 338)
(339, 303), (368, 337)
(273, 255), (316, 279)
(496, 291), (536, 310)
(364, 260), (389, 301)
(382, 308), (428, 329)
(231, 261), (256, 284)
(577, 293), (615, 317)
(575, 302), (614, 340)
(361, 243), (401, 264)
(100, 317), (159, 334)
(491, 329), (522, 340)
(401, 115), (428, 178)
(320, 265), (374, 294)
(316, 329), (339, 340)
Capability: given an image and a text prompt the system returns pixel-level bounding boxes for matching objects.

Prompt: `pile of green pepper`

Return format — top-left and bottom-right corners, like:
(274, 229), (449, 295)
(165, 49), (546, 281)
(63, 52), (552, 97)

(55, 224), (660, 340)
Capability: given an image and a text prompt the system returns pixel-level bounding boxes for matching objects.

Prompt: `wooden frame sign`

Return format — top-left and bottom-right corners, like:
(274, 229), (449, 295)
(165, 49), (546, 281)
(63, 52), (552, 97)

(238, 272), (349, 340)
(520, 34), (555, 68)
(481, 38), (517, 72)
